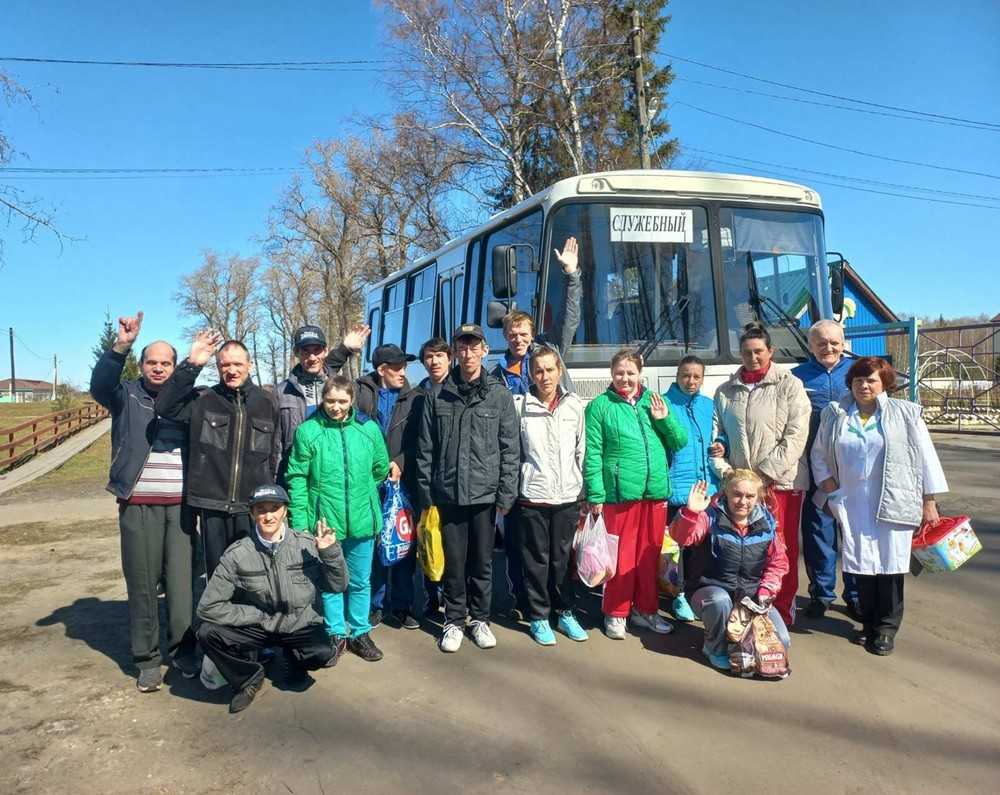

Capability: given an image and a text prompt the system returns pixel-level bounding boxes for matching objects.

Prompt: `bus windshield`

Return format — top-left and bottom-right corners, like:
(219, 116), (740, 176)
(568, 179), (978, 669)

(545, 202), (718, 365)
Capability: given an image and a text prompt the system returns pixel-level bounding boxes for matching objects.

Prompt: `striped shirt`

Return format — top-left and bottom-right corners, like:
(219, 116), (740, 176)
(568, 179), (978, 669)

(129, 419), (185, 505)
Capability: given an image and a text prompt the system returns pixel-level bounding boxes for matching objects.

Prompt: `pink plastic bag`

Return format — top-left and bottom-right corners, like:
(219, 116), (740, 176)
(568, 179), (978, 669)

(573, 513), (619, 588)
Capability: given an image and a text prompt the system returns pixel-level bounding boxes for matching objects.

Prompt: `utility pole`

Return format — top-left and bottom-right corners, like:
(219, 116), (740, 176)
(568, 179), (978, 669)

(53, 355), (58, 400)
(630, 8), (652, 170)
(8, 328), (14, 402)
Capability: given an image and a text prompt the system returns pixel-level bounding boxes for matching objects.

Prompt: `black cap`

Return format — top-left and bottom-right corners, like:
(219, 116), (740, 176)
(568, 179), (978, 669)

(292, 325), (327, 351)
(451, 323), (486, 343)
(249, 483), (290, 507)
(372, 344), (417, 367)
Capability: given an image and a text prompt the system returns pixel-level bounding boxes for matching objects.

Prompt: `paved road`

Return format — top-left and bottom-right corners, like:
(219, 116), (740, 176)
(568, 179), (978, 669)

(0, 435), (997, 793)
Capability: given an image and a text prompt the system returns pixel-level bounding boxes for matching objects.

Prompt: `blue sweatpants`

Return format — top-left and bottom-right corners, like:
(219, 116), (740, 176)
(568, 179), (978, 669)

(322, 537), (375, 639)
(801, 486), (858, 605)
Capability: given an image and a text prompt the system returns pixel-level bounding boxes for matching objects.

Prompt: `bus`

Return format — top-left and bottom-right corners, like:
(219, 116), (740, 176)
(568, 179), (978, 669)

(361, 169), (843, 398)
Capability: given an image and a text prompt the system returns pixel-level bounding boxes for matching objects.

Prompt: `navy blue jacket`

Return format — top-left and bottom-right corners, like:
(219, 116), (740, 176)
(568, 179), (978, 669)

(664, 383), (720, 506)
(790, 356), (854, 449)
(89, 349), (186, 501)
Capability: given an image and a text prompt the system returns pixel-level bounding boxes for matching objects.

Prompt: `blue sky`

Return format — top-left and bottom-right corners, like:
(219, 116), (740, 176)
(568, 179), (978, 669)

(1, 0), (998, 386)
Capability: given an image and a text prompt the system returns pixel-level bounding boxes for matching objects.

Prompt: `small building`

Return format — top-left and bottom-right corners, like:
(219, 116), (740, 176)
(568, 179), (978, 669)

(0, 378), (55, 403)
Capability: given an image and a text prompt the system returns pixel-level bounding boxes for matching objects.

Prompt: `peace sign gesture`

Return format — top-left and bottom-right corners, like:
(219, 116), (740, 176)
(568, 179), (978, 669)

(315, 516), (338, 550)
(649, 391), (669, 420)
(114, 311), (144, 352)
(554, 236), (579, 274)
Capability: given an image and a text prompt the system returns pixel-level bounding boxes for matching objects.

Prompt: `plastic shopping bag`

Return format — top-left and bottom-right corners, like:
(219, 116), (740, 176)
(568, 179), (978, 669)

(658, 532), (682, 596)
(378, 481), (416, 566)
(573, 512), (619, 588)
(416, 506), (445, 582)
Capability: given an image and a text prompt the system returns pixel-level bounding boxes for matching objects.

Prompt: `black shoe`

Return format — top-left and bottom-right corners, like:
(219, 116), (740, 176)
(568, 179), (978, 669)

(229, 670), (266, 714)
(284, 665), (314, 692)
(850, 631), (869, 646)
(845, 599), (864, 623)
(369, 609), (383, 628)
(136, 667), (163, 692)
(392, 610), (420, 630)
(323, 635), (347, 668)
(171, 653), (199, 679)
(508, 605), (526, 622)
(868, 633), (894, 656)
(804, 598), (828, 619)
(426, 596), (442, 615)
(348, 633), (384, 662)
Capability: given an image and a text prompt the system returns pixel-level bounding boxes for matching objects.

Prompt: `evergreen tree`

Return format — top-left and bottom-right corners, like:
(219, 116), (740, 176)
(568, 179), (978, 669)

(93, 311), (140, 381)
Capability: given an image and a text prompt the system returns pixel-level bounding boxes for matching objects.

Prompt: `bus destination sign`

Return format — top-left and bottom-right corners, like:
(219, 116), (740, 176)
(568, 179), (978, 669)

(609, 207), (693, 244)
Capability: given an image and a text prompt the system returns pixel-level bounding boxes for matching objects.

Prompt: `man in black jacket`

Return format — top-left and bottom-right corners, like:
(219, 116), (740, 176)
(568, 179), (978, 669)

(356, 344), (421, 630)
(155, 330), (280, 579)
(90, 310), (197, 692)
(415, 324), (520, 653)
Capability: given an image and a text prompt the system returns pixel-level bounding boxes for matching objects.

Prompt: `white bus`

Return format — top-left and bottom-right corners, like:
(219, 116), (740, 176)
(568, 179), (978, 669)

(361, 169), (841, 398)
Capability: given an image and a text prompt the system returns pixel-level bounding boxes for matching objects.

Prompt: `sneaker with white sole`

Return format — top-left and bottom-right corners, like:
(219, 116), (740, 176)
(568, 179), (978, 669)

(439, 623), (464, 653)
(556, 611), (588, 642)
(604, 616), (627, 640)
(468, 620), (497, 649)
(630, 610), (674, 634)
(529, 619), (557, 646)
(136, 667), (162, 692)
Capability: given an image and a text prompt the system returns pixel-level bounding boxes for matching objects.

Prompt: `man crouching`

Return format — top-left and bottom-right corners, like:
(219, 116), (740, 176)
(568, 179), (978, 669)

(197, 484), (347, 714)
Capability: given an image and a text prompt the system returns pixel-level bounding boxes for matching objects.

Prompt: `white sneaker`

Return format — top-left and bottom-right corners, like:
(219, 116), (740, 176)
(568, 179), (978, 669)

(199, 656), (227, 690)
(604, 616), (627, 640)
(439, 623), (464, 653)
(630, 610), (674, 634)
(468, 620), (497, 649)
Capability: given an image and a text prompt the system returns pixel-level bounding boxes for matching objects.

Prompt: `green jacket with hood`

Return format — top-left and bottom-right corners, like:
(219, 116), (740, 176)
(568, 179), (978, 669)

(584, 386), (688, 505)
(286, 407), (390, 541)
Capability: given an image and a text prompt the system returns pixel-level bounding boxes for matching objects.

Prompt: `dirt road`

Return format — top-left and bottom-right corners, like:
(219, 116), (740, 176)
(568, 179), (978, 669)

(0, 436), (997, 794)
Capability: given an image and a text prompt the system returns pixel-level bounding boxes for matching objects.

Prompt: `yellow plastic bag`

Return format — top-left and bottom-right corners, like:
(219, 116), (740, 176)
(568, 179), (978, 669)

(417, 506), (445, 582)
(658, 532), (682, 596)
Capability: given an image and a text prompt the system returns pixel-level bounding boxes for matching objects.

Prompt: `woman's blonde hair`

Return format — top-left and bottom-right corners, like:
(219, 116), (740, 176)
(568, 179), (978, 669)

(722, 468), (764, 499)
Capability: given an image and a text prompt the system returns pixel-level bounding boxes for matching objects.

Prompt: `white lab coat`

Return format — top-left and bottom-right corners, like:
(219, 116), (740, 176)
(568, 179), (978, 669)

(815, 405), (948, 575)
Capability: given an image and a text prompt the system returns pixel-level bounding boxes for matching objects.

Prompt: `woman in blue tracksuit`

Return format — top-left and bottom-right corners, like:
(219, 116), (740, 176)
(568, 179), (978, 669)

(664, 355), (721, 621)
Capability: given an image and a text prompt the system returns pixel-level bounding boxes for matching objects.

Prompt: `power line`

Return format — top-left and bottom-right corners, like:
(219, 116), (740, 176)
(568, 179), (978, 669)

(671, 77), (999, 133)
(657, 50), (1000, 130)
(0, 55), (391, 71)
(673, 101), (1000, 181)
(12, 332), (49, 361)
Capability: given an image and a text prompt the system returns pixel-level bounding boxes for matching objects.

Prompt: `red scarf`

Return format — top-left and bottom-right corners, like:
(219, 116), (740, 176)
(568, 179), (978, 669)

(615, 385), (642, 404)
(739, 363), (771, 385)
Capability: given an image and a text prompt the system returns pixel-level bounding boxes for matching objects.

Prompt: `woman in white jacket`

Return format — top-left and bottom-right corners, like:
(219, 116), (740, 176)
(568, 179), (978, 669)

(513, 346), (588, 646)
(810, 356), (947, 656)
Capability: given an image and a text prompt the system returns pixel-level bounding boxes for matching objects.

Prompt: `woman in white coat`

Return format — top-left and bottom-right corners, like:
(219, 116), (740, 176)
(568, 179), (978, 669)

(513, 346), (588, 646)
(811, 356), (947, 656)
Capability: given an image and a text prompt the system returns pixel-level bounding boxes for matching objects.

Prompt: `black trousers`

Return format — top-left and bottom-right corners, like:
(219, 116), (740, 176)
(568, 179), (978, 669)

(854, 573), (905, 638)
(197, 621), (332, 691)
(119, 503), (196, 669)
(200, 509), (254, 578)
(519, 501), (579, 620)
(439, 503), (495, 625)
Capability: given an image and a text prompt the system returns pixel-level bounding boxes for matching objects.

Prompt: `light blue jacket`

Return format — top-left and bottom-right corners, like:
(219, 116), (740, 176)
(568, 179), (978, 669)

(664, 383), (720, 506)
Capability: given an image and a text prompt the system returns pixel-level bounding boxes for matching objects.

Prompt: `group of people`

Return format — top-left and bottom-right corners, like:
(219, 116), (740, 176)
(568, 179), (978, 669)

(92, 271), (948, 713)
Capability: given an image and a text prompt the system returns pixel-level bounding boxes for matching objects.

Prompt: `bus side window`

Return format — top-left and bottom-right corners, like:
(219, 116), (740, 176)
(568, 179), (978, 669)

(454, 273), (465, 324)
(480, 210), (542, 351)
(365, 306), (381, 367)
(405, 266), (435, 356)
(437, 276), (452, 338)
(464, 241), (480, 325)
(383, 281), (405, 348)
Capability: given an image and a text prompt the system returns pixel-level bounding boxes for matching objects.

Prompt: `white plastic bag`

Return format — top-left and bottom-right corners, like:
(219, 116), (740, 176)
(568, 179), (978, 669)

(573, 512), (619, 588)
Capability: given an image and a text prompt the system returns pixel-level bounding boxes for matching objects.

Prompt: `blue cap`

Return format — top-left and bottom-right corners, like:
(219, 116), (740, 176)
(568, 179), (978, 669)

(248, 483), (290, 507)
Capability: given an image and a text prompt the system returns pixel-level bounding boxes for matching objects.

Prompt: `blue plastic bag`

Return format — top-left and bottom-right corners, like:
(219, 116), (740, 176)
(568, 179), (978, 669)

(378, 480), (416, 566)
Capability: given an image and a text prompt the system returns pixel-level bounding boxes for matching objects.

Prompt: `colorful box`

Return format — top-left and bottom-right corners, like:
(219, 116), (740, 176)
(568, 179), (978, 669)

(911, 515), (982, 573)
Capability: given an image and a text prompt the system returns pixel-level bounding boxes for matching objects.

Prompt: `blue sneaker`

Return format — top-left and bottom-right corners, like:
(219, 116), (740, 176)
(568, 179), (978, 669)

(529, 620), (557, 646)
(556, 611), (589, 642)
(702, 646), (730, 671)
(671, 593), (696, 622)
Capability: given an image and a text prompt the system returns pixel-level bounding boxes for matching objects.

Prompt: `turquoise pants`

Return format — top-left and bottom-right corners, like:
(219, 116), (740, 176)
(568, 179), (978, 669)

(322, 536), (375, 639)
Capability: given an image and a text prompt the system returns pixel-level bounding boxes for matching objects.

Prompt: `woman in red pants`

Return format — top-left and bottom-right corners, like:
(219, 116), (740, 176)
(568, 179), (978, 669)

(583, 349), (688, 639)
(710, 323), (812, 626)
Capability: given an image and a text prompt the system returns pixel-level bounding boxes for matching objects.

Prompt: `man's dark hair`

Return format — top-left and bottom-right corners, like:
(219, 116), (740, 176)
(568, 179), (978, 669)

(419, 337), (450, 360)
(140, 342), (178, 365)
(678, 354), (705, 371)
(217, 340), (250, 361)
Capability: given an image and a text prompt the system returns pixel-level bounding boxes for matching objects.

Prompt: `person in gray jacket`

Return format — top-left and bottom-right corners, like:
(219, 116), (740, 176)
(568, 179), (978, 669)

(89, 310), (197, 693)
(197, 484), (348, 714)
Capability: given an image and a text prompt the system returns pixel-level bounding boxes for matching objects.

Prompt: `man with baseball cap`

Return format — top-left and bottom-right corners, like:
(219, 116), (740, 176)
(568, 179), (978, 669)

(355, 343), (424, 630)
(197, 483), (348, 714)
(415, 324), (520, 652)
(275, 322), (372, 479)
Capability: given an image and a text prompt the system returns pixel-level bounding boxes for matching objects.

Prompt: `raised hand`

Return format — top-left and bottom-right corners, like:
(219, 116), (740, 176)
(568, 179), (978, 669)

(649, 391), (669, 420)
(554, 236), (579, 274)
(188, 329), (224, 366)
(114, 311), (144, 352)
(687, 480), (711, 513)
(315, 516), (338, 550)
(342, 323), (371, 353)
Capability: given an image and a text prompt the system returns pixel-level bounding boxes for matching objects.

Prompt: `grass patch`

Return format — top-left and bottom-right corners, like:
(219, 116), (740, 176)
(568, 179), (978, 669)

(0, 519), (119, 547)
(0, 398), (91, 425)
(0, 432), (111, 503)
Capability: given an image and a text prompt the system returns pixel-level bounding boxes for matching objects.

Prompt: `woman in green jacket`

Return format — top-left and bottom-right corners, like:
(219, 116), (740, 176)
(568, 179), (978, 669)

(286, 375), (390, 662)
(584, 349), (688, 640)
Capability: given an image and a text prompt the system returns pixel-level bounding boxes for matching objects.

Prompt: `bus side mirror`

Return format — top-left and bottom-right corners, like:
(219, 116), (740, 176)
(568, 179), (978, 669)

(486, 300), (510, 328)
(828, 254), (846, 318)
(491, 245), (518, 299)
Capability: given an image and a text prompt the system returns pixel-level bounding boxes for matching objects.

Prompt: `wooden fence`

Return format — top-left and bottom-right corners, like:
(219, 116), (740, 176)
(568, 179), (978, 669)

(0, 403), (109, 472)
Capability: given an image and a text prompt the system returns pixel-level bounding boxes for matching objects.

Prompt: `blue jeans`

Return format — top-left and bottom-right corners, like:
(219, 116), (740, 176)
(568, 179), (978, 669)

(691, 586), (790, 658)
(370, 548), (417, 613)
(322, 537), (375, 639)
(801, 485), (859, 604)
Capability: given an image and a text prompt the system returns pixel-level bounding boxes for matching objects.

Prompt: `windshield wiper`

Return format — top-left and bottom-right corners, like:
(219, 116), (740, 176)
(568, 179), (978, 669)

(638, 295), (690, 361)
(744, 252), (811, 357)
